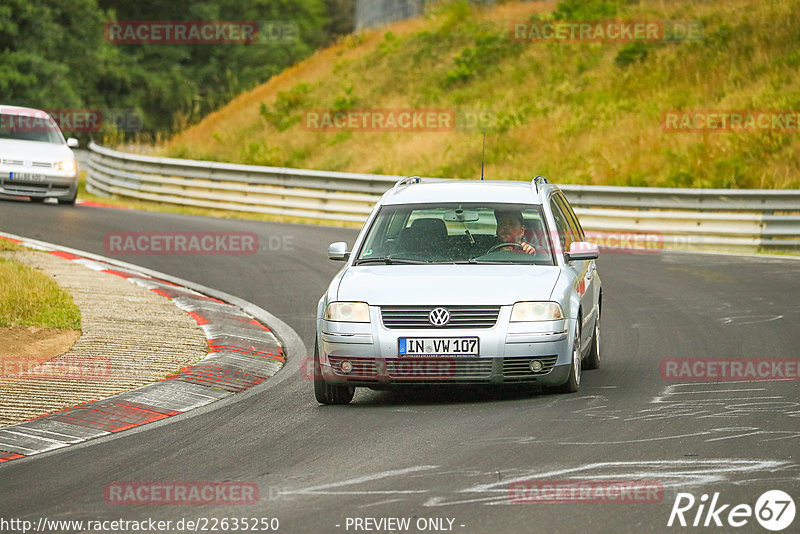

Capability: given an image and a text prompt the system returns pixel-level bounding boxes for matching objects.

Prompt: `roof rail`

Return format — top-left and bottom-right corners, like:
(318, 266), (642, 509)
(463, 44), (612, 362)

(531, 175), (549, 194)
(391, 176), (421, 194)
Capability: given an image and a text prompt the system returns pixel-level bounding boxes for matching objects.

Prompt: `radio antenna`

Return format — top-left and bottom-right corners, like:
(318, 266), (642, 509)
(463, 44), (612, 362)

(480, 130), (485, 180)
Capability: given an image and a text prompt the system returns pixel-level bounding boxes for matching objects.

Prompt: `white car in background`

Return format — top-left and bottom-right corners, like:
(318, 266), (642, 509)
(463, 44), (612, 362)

(0, 105), (79, 205)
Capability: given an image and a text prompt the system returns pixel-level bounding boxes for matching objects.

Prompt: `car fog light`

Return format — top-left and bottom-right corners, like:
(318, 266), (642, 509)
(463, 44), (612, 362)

(340, 360), (353, 373)
(529, 360), (543, 372)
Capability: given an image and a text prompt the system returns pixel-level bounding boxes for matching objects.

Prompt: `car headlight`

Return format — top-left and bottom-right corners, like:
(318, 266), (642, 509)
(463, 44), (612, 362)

(325, 302), (370, 322)
(53, 160), (77, 173)
(510, 301), (564, 322)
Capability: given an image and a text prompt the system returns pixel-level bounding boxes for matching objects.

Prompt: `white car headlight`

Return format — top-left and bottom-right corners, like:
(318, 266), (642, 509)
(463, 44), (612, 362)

(54, 160), (77, 173)
(325, 302), (370, 322)
(510, 301), (564, 322)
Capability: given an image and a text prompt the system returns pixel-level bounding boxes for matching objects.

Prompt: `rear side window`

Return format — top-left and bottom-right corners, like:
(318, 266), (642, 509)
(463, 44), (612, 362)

(554, 193), (585, 242)
(549, 197), (577, 253)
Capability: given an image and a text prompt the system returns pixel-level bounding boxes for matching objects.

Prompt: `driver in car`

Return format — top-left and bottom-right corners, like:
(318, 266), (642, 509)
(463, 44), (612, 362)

(494, 209), (536, 254)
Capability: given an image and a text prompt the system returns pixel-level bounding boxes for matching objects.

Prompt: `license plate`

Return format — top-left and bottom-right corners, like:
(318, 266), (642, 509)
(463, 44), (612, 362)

(9, 172), (46, 182)
(398, 337), (479, 357)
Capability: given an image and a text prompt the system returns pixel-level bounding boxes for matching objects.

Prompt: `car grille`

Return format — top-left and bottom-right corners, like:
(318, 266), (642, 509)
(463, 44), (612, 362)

(1, 159), (52, 168)
(0, 182), (69, 194)
(328, 357), (493, 380)
(502, 355), (559, 377)
(388, 358), (492, 379)
(381, 306), (500, 329)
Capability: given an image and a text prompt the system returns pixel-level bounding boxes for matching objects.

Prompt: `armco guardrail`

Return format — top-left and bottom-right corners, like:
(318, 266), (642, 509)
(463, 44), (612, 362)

(86, 142), (800, 252)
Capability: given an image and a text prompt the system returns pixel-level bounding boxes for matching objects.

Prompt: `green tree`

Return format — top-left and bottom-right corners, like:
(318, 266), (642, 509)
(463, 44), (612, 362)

(2, 0), (347, 136)
(98, 0), (330, 132)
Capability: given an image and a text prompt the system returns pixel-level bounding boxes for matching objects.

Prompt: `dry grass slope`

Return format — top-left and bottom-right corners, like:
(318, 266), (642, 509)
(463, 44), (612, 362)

(163, 0), (800, 189)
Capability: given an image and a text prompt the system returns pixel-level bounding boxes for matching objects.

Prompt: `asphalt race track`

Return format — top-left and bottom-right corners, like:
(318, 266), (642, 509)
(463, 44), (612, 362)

(1, 199), (798, 533)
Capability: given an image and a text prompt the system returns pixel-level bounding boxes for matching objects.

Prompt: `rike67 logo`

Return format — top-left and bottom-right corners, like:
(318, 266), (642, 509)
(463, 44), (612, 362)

(668, 490), (795, 531)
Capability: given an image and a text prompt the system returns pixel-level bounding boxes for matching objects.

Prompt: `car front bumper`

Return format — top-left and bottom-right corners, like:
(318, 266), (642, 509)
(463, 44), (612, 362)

(0, 171), (78, 200)
(318, 312), (575, 387)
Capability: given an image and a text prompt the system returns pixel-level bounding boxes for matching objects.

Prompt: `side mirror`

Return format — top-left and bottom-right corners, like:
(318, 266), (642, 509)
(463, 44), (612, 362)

(67, 138), (79, 148)
(566, 241), (599, 261)
(328, 242), (350, 261)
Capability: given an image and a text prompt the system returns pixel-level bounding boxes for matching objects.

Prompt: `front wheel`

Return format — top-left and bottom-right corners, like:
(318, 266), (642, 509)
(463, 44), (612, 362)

(582, 313), (600, 370)
(59, 186), (78, 205)
(313, 337), (355, 405)
(548, 324), (581, 394)
(59, 193), (77, 205)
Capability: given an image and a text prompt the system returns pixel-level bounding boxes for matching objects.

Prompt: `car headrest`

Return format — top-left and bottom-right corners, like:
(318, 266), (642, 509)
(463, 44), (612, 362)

(408, 218), (447, 240)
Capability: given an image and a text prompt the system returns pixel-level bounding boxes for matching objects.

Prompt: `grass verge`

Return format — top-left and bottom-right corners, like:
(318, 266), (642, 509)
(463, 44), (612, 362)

(0, 255), (81, 330)
(162, 0), (800, 189)
(0, 239), (26, 252)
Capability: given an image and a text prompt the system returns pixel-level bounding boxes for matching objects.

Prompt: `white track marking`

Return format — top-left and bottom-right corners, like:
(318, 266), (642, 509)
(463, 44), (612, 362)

(358, 498), (406, 509)
(284, 465), (438, 496)
(423, 459), (796, 507)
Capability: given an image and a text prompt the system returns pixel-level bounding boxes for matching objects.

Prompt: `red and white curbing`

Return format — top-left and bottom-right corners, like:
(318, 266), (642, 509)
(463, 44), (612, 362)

(0, 234), (285, 464)
(75, 199), (129, 209)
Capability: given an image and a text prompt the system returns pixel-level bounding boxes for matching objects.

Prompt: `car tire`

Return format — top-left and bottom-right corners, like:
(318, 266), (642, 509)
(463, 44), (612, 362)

(582, 313), (600, 370)
(313, 337), (355, 405)
(548, 323), (581, 394)
(59, 189), (77, 205)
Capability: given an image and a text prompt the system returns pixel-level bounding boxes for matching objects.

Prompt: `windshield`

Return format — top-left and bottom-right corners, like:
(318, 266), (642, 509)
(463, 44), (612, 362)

(0, 112), (65, 144)
(355, 202), (555, 265)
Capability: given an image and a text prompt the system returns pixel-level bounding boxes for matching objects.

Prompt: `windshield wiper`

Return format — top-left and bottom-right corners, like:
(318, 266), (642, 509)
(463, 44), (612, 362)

(458, 257), (541, 264)
(353, 255), (428, 265)
(464, 229), (476, 245)
(455, 258), (511, 264)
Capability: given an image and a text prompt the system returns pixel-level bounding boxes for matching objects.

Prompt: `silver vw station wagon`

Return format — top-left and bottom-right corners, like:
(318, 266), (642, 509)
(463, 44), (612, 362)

(314, 176), (601, 404)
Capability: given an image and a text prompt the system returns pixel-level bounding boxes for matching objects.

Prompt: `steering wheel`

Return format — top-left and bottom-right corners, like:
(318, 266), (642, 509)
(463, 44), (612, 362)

(486, 242), (525, 254)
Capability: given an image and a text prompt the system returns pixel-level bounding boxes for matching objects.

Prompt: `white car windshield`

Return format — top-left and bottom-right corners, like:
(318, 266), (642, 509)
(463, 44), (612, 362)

(0, 113), (64, 144)
(355, 202), (556, 265)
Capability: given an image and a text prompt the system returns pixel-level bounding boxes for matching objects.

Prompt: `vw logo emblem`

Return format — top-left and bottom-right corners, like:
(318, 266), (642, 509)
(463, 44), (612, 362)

(428, 307), (450, 326)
